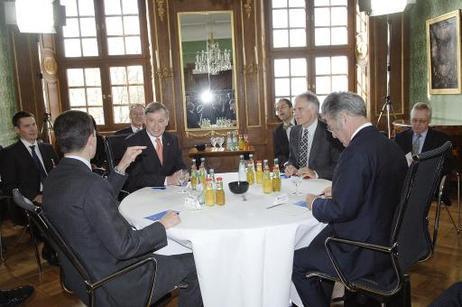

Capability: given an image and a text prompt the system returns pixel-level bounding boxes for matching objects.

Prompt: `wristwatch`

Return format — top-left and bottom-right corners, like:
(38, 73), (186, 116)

(113, 166), (126, 176)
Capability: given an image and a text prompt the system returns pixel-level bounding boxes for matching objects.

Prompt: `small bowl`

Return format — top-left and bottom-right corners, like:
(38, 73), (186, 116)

(194, 144), (206, 151)
(228, 181), (249, 194)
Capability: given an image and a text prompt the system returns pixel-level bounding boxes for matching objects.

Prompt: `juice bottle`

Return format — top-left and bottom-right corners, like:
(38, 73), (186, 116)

(246, 154), (255, 185)
(215, 177), (225, 206)
(238, 134), (245, 150)
(272, 158), (281, 192)
(263, 159), (272, 194)
(204, 178), (215, 206)
(198, 157), (207, 187)
(190, 158), (198, 190)
(255, 160), (263, 184)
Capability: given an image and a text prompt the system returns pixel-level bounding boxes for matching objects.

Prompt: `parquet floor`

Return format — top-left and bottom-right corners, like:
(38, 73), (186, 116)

(1, 202), (461, 307)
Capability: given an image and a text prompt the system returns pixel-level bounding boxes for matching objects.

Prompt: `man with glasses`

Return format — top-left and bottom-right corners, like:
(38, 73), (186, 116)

(395, 102), (452, 204)
(273, 98), (296, 168)
(292, 92), (407, 307)
(284, 91), (342, 180)
(114, 104), (146, 135)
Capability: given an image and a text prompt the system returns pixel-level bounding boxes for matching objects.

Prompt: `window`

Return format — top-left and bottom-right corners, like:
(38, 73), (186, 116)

(58, 0), (152, 130)
(269, 0), (354, 111)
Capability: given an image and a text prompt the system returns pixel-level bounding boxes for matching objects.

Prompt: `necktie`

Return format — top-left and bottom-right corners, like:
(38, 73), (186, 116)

(298, 128), (309, 168)
(412, 134), (422, 155)
(30, 145), (47, 183)
(283, 122), (293, 130)
(155, 137), (163, 165)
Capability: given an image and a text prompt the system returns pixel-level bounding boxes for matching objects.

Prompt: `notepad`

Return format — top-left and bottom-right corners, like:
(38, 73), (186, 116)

(145, 210), (178, 221)
(293, 200), (307, 208)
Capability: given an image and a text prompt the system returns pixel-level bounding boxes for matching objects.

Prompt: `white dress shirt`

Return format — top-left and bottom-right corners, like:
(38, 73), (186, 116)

(65, 155), (92, 170)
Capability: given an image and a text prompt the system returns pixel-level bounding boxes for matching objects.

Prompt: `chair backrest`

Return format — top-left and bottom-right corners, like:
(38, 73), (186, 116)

(104, 134), (129, 172)
(392, 141), (452, 272)
(12, 188), (92, 282)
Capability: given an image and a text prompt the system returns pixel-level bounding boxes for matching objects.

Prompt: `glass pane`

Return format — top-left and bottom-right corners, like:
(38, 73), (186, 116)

(124, 16), (140, 35)
(78, 0), (95, 16)
(82, 38), (98, 56)
(272, 0), (287, 8)
(112, 86), (129, 104)
(104, 0), (121, 15)
(63, 18), (79, 37)
(128, 86), (145, 103)
(290, 58), (306, 76)
(291, 77), (307, 96)
(314, 0), (329, 6)
(274, 59), (290, 77)
(113, 105), (130, 123)
(315, 28), (330, 46)
(331, 0), (347, 5)
(331, 56), (348, 74)
(331, 7), (347, 26)
(316, 76), (331, 94)
(61, 0), (78, 17)
(125, 37), (141, 54)
(106, 17), (123, 35)
(272, 10), (288, 29)
(67, 69), (84, 86)
(122, 0), (138, 14)
(289, 29), (306, 47)
(314, 8), (330, 26)
(275, 78), (290, 96)
(107, 37), (125, 55)
(318, 95), (327, 105)
(316, 57), (331, 75)
(80, 17), (96, 36)
(84, 68), (101, 86)
(86, 87), (103, 105)
(110, 67), (127, 85)
(69, 88), (86, 106)
(331, 27), (348, 45)
(64, 39), (81, 57)
(273, 30), (289, 48)
(88, 107), (105, 125)
(289, 9), (305, 28)
(332, 75), (348, 91)
(288, 0), (305, 7)
(127, 66), (143, 84)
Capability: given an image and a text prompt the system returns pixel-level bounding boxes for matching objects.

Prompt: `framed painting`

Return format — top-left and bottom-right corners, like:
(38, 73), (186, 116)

(426, 10), (462, 94)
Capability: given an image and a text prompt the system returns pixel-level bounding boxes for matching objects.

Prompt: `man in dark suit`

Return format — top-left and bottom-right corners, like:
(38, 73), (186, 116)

(285, 91), (342, 180)
(0, 111), (59, 203)
(125, 102), (186, 192)
(273, 98), (296, 168)
(395, 102), (452, 204)
(43, 110), (202, 307)
(114, 103), (145, 135)
(292, 92), (408, 307)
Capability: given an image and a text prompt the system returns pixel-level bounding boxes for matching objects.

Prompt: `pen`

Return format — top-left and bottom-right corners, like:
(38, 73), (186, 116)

(266, 203), (285, 209)
(316, 193), (325, 197)
(152, 186), (166, 190)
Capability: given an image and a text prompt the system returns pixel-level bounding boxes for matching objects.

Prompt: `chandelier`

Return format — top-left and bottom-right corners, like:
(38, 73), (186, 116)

(193, 34), (232, 75)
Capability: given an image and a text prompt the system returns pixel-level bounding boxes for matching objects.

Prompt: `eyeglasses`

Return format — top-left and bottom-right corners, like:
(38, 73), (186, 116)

(411, 119), (429, 124)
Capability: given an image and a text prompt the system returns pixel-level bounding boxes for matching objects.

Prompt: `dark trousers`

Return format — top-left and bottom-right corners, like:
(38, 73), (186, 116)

(430, 282), (462, 307)
(292, 226), (336, 307)
(151, 253), (202, 307)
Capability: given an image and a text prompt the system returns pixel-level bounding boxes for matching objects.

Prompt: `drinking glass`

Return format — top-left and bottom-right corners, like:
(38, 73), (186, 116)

(210, 137), (217, 150)
(217, 137), (225, 149)
(178, 169), (189, 193)
(291, 176), (303, 195)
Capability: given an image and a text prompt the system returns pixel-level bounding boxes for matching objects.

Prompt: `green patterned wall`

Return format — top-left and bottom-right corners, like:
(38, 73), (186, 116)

(0, 22), (17, 146)
(408, 0), (462, 122)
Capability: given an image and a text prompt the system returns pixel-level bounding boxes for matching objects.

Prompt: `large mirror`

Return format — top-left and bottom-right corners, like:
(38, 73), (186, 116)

(178, 11), (238, 131)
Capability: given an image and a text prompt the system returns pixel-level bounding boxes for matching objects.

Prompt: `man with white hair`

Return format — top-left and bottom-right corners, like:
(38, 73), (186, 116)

(114, 103), (145, 135)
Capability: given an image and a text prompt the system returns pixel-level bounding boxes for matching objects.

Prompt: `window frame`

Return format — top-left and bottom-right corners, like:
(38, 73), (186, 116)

(56, 0), (153, 131)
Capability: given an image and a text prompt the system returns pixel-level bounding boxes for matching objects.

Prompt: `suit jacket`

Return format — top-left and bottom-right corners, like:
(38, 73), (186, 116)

(124, 130), (186, 192)
(312, 126), (408, 281)
(287, 121), (343, 180)
(395, 127), (452, 175)
(43, 158), (167, 307)
(0, 140), (59, 200)
(273, 123), (290, 167)
(114, 127), (135, 135)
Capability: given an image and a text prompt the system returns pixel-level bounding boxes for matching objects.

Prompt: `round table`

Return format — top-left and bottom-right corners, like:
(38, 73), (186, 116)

(119, 173), (329, 307)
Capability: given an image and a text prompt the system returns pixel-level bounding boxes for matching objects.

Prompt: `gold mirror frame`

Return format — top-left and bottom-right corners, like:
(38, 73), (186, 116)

(178, 11), (238, 133)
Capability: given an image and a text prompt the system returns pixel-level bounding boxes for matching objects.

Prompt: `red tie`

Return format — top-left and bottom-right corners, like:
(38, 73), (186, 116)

(155, 137), (163, 164)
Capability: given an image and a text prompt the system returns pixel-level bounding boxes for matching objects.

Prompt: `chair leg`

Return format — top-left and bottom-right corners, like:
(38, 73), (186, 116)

(457, 172), (460, 229)
(60, 267), (74, 294)
(0, 232), (4, 263)
(444, 205), (461, 234)
(31, 231), (43, 276)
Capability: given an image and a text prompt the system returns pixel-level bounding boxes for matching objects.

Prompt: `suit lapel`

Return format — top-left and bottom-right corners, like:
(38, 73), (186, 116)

(17, 141), (36, 168)
(422, 129), (434, 153)
(38, 143), (53, 172)
(162, 133), (171, 168)
(141, 130), (161, 166)
(309, 124), (322, 164)
(292, 125), (301, 163)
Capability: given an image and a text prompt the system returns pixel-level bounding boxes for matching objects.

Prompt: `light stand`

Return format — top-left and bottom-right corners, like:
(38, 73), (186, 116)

(376, 16), (397, 139)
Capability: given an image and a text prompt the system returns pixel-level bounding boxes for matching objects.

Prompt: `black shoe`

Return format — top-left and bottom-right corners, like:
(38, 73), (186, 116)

(42, 245), (59, 266)
(0, 285), (34, 306)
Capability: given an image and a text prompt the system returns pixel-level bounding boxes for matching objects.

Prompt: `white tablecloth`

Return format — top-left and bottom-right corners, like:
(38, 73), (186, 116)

(119, 173), (329, 307)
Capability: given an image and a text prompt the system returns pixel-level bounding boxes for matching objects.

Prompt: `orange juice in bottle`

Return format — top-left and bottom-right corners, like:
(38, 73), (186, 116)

(204, 178), (215, 206)
(215, 177), (225, 206)
(272, 158), (281, 192)
(262, 159), (272, 194)
(256, 160), (263, 184)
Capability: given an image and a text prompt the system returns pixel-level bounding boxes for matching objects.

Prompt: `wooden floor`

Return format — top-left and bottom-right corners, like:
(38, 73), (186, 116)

(1, 202), (461, 307)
